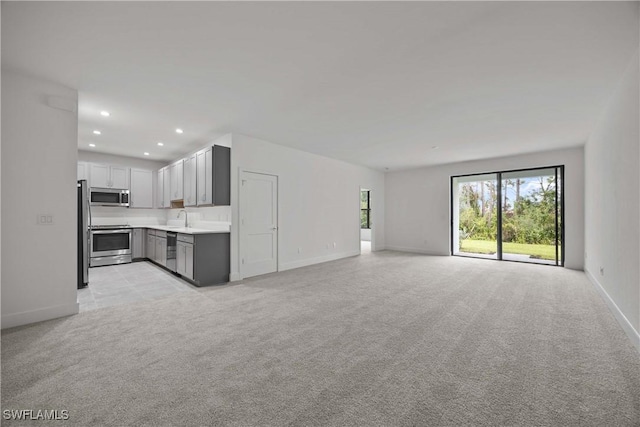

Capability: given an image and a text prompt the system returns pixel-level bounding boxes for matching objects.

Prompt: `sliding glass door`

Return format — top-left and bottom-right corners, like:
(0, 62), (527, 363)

(452, 173), (499, 259)
(451, 166), (564, 266)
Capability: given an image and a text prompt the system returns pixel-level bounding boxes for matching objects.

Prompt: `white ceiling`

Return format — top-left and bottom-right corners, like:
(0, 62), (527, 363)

(2, 2), (638, 170)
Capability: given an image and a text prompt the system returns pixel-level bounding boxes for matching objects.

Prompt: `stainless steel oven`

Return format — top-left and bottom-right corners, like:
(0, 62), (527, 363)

(90, 226), (132, 267)
(90, 188), (130, 207)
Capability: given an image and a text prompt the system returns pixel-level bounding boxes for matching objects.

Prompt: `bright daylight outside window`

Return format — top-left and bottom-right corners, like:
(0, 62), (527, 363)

(451, 166), (564, 266)
(361, 190), (371, 229)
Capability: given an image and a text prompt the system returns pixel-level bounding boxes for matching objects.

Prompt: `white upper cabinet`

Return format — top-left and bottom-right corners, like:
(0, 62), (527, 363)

(170, 159), (184, 201)
(77, 162), (89, 182)
(89, 164), (110, 188)
(183, 154), (197, 207)
(163, 166), (171, 207)
(196, 148), (212, 205)
(195, 145), (230, 206)
(130, 169), (153, 208)
(110, 166), (129, 189)
(89, 163), (129, 189)
(156, 166), (172, 208)
(156, 168), (165, 208)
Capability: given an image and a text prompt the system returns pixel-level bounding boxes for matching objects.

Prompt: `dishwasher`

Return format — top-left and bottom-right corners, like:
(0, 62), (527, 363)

(166, 232), (177, 272)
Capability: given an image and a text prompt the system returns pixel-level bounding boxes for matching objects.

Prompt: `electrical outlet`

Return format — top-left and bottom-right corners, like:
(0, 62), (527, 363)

(333, 242), (336, 248)
(599, 267), (604, 276)
(298, 247), (302, 254)
(37, 214), (54, 225)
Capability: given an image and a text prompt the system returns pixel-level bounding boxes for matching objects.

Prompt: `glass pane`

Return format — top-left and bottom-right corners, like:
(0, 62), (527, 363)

(453, 174), (498, 259)
(361, 210), (369, 228)
(361, 191), (369, 209)
(91, 192), (120, 204)
(93, 233), (130, 252)
(556, 168), (563, 265)
(501, 169), (557, 265)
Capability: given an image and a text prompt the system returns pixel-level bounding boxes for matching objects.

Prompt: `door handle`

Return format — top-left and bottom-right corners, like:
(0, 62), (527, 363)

(271, 227), (278, 230)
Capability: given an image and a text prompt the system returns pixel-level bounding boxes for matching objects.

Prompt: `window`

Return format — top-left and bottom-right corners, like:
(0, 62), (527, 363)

(361, 190), (371, 229)
(451, 166), (564, 266)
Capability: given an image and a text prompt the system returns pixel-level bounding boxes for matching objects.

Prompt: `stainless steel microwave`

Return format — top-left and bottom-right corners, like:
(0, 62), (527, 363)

(90, 188), (129, 207)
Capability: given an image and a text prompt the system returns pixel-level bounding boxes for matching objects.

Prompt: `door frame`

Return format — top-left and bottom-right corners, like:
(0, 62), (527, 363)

(238, 169), (280, 277)
(450, 165), (565, 267)
(359, 186), (374, 254)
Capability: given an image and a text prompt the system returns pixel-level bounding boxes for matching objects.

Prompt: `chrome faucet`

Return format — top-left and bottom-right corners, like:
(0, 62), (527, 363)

(178, 209), (188, 228)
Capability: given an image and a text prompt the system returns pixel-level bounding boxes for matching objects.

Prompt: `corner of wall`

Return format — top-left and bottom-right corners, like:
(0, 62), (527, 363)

(585, 268), (640, 352)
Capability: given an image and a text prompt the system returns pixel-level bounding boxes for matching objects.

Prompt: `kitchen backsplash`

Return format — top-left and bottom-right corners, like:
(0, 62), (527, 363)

(90, 205), (231, 226)
(167, 206), (231, 223)
(90, 207), (166, 226)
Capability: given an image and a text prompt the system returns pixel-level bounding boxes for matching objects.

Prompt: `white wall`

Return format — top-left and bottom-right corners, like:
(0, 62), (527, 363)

(1, 71), (79, 328)
(385, 147), (584, 270)
(584, 51), (639, 346)
(230, 134), (385, 280)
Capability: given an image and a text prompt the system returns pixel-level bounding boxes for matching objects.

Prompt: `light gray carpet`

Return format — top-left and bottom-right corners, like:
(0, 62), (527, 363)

(2, 252), (639, 426)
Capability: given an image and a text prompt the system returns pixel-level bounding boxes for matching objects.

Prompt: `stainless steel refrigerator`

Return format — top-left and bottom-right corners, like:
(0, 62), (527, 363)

(77, 180), (90, 288)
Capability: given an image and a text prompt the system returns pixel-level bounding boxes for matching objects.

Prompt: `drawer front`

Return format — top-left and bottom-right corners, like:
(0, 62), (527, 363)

(155, 230), (167, 238)
(148, 229), (157, 237)
(178, 234), (194, 244)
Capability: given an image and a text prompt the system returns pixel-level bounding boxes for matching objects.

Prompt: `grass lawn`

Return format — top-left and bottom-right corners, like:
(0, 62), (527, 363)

(460, 239), (556, 260)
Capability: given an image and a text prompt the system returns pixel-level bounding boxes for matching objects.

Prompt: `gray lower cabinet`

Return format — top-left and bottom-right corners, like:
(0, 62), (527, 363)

(176, 238), (194, 280)
(132, 228), (145, 259)
(155, 231), (167, 266)
(176, 233), (229, 286)
(146, 230), (156, 260)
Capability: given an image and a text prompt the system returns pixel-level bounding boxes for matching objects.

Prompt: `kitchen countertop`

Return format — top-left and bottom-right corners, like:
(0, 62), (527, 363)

(145, 225), (230, 235)
(93, 224), (230, 234)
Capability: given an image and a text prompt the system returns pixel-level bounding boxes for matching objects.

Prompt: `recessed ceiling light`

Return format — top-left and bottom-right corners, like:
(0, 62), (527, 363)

(143, 152), (150, 156)
(89, 143), (96, 147)
(157, 142), (164, 146)
(431, 146), (439, 149)
(100, 111), (110, 117)
(175, 128), (183, 134)
(93, 130), (101, 135)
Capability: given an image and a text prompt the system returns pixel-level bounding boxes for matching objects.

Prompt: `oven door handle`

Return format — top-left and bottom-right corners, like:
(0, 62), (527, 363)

(91, 229), (132, 234)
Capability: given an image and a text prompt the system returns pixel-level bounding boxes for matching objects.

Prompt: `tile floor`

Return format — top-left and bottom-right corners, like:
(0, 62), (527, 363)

(78, 261), (197, 312)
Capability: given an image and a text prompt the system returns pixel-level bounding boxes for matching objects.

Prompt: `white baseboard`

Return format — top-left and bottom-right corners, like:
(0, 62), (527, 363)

(229, 272), (243, 282)
(279, 250), (360, 272)
(1, 302), (79, 330)
(585, 268), (640, 352)
(384, 245), (447, 256)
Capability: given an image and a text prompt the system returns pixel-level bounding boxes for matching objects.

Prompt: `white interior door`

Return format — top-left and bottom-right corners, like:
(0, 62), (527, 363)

(240, 171), (278, 278)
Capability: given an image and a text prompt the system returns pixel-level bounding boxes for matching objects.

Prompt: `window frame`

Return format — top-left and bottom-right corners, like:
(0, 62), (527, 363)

(361, 190), (371, 229)
(450, 165), (565, 267)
